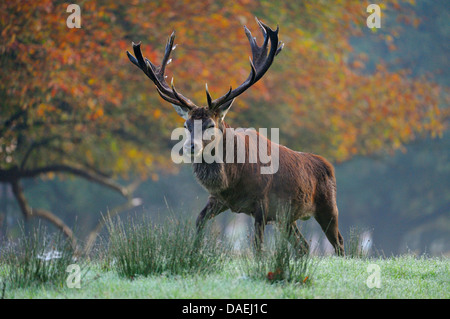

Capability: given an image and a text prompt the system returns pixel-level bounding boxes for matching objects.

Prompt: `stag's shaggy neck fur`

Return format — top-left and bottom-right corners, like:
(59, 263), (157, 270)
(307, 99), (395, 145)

(193, 161), (227, 192)
(192, 121), (231, 193)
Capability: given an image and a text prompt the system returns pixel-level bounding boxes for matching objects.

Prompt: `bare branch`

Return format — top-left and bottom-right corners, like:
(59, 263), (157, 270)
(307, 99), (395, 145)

(8, 171), (141, 255)
(20, 164), (130, 198)
(83, 185), (143, 255)
(10, 179), (78, 250)
(0, 109), (27, 137)
(20, 136), (61, 170)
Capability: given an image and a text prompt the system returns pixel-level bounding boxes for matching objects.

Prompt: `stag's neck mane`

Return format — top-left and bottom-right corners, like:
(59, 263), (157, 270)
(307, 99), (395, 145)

(192, 121), (231, 192)
(193, 161), (226, 192)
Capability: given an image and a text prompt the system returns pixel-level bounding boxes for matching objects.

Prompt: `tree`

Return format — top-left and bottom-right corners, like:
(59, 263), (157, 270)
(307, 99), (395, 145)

(0, 0), (446, 250)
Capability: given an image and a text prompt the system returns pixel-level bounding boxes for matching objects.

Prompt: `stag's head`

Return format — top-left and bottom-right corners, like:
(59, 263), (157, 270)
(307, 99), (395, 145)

(127, 18), (283, 157)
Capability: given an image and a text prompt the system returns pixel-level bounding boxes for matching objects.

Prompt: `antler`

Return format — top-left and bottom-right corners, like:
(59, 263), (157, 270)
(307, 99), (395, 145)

(206, 18), (284, 111)
(127, 32), (197, 109)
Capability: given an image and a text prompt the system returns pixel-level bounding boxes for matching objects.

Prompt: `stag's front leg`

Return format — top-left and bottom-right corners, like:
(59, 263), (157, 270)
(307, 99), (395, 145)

(196, 196), (227, 232)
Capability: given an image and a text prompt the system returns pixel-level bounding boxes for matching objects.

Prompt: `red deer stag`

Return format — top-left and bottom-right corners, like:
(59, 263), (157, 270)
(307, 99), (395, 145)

(127, 18), (344, 255)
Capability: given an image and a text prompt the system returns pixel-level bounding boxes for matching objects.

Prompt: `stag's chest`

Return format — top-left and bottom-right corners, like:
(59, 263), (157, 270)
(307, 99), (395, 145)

(193, 162), (228, 193)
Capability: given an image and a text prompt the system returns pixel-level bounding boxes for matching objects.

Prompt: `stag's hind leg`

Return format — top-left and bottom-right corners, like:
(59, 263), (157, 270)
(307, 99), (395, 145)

(253, 200), (270, 253)
(314, 204), (344, 256)
(289, 222), (310, 256)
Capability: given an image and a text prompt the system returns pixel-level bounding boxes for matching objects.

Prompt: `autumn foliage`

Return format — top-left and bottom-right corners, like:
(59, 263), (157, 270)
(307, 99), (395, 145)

(1, 0), (445, 175)
(0, 1), (446, 243)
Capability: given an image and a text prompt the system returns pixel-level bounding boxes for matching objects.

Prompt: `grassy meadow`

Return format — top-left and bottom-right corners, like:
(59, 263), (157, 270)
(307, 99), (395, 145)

(1, 215), (448, 299)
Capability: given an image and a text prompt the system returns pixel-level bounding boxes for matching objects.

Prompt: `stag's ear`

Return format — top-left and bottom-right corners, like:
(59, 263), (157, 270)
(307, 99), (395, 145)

(172, 104), (190, 120)
(216, 99), (234, 121)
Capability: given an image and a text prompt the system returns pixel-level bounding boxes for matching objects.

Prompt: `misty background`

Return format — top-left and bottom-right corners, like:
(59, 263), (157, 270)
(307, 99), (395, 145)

(0, 1), (448, 256)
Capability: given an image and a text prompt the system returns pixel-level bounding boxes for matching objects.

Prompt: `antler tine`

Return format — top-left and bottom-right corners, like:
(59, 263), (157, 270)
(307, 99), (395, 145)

(205, 83), (213, 108)
(276, 41), (284, 56)
(250, 18), (279, 82)
(155, 87), (182, 105)
(160, 32), (175, 75)
(127, 33), (196, 109)
(208, 18), (283, 110)
(255, 17), (269, 56)
(205, 83), (233, 109)
(127, 43), (141, 67)
(170, 77), (189, 107)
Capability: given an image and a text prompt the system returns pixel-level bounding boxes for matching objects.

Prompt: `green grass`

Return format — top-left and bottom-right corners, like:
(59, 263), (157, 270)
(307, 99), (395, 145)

(0, 223), (82, 289)
(239, 208), (316, 285)
(2, 255), (448, 299)
(1, 215), (448, 299)
(104, 214), (229, 278)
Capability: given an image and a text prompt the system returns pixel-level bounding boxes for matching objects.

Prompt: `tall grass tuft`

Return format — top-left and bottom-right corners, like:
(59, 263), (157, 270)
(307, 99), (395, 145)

(1, 223), (79, 289)
(105, 214), (230, 278)
(240, 206), (316, 284)
(345, 226), (372, 258)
